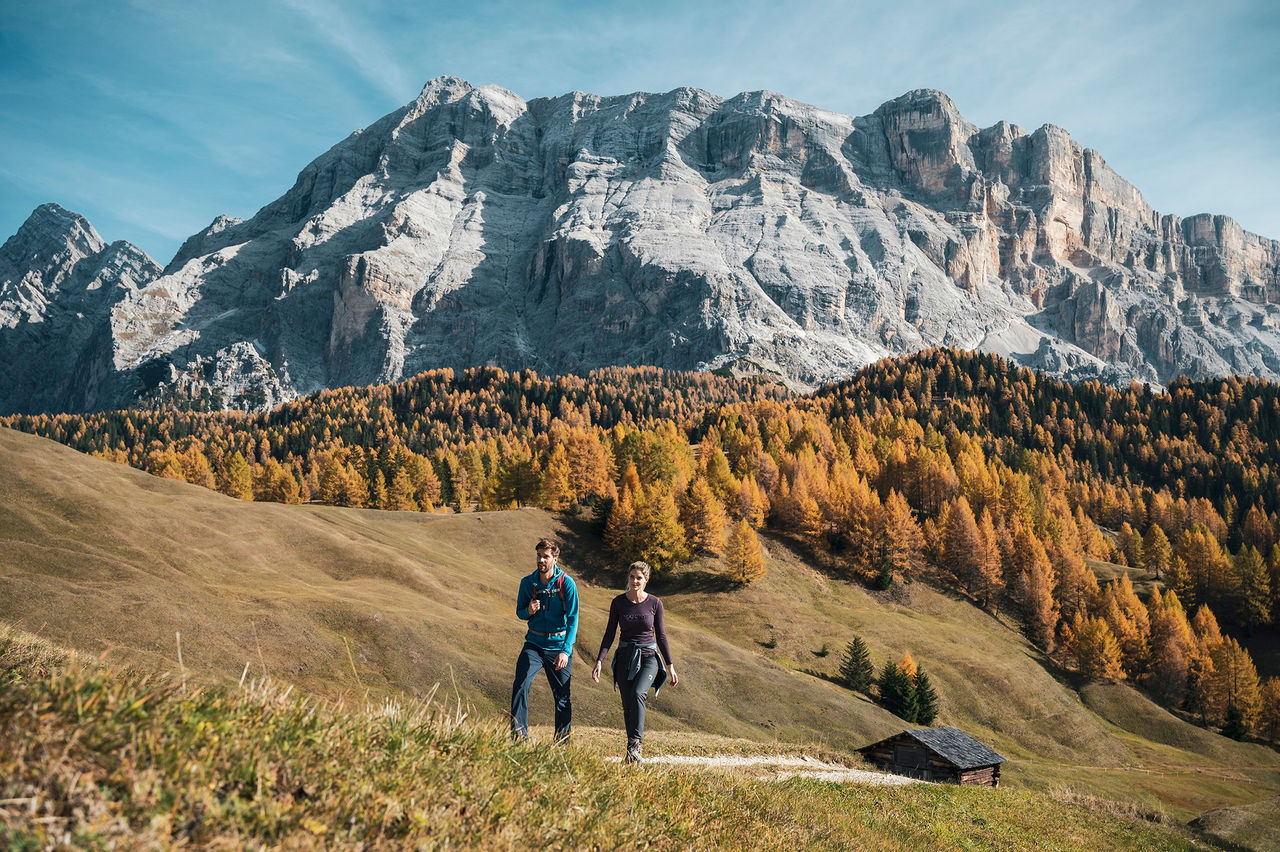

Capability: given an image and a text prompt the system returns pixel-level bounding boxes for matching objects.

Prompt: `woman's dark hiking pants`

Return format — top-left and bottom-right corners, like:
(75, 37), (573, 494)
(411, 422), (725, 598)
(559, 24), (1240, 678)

(620, 654), (660, 754)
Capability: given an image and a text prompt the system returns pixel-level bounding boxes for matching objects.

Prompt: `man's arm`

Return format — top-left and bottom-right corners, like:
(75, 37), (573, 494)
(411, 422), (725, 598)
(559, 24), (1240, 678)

(516, 576), (533, 620)
(562, 576), (580, 652)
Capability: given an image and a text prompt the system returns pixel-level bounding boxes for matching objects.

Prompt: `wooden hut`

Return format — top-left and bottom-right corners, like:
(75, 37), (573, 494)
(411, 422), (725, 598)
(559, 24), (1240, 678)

(857, 727), (1006, 786)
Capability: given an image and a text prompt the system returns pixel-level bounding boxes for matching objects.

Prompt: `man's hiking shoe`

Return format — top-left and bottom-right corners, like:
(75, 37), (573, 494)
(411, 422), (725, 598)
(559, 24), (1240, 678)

(625, 740), (642, 764)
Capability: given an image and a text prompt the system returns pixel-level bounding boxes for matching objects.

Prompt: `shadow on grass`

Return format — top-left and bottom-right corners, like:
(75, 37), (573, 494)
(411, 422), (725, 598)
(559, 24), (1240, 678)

(656, 570), (739, 595)
(553, 512), (614, 586)
(551, 514), (739, 596)
(802, 668), (851, 688)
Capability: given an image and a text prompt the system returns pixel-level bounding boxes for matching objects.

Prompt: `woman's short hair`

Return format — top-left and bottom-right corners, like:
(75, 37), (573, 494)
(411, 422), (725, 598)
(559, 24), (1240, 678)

(535, 538), (560, 555)
(628, 561), (652, 579)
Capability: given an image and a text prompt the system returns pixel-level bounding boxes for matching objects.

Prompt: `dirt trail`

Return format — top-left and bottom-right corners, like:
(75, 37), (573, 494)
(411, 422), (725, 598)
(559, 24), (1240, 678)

(607, 754), (922, 785)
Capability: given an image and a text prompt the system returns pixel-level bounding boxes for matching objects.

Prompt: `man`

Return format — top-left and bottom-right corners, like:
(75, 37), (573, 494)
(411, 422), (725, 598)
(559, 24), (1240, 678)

(510, 537), (579, 741)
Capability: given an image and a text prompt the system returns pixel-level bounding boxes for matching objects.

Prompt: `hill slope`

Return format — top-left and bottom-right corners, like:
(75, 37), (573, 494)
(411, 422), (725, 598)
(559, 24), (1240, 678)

(2, 425), (1278, 840)
(0, 626), (1208, 851)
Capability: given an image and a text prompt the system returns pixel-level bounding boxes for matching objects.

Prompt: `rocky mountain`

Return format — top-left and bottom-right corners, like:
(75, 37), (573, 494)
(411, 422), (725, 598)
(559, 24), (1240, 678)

(0, 204), (161, 412)
(3, 78), (1279, 413)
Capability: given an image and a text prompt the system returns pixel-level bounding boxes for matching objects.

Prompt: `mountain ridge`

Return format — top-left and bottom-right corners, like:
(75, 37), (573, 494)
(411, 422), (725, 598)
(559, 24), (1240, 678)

(3, 77), (1278, 413)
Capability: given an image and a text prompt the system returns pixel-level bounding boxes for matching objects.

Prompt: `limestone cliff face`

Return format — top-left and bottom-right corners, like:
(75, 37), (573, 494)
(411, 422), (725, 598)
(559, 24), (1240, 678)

(2, 80), (1279, 412)
(0, 204), (161, 413)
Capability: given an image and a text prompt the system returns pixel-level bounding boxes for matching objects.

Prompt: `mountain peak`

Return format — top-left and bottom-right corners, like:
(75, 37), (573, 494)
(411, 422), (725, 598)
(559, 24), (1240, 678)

(165, 214), (245, 273)
(876, 88), (963, 119)
(2, 79), (1279, 414)
(415, 76), (475, 108)
(871, 89), (978, 196)
(5, 203), (106, 260)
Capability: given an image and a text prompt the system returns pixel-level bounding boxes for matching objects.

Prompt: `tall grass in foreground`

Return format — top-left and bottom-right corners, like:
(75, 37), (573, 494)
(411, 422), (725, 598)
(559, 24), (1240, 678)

(0, 626), (1200, 851)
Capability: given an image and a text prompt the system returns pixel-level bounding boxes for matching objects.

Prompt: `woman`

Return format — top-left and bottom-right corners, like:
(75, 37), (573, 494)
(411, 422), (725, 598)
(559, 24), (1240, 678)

(591, 560), (679, 764)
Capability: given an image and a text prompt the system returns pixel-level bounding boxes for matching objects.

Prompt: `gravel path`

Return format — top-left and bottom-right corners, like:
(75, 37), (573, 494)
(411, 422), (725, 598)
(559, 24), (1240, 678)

(606, 753), (922, 785)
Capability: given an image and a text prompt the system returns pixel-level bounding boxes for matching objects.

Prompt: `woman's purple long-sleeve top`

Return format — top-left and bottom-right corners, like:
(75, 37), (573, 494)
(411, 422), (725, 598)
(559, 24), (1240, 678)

(595, 594), (673, 664)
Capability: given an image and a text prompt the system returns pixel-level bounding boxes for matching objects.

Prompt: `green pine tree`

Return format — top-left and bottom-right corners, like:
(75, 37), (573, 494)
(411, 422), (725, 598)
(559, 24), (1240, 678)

(1220, 704), (1249, 741)
(877, 661), (919, 722)
(914, 668), (940, 726)
(839, 636), (874, 692)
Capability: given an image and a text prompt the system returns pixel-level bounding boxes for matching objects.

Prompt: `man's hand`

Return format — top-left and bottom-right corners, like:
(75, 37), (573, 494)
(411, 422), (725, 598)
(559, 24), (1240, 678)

(554, 652), (569, 671)
(591, 660), (602, 683)
(527, 597), (541, 615)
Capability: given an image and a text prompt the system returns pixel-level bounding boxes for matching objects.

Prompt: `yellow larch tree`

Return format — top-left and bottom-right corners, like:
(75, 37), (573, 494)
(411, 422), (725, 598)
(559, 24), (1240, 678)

(898, 650), (918, 681)
(1147, 588), (1193, 707)
(731, 474), (769, 529)
(1068, 614), (1126, 681)
(880, 489), (925, 580)
(680, 476), (727, 556)
(1207, 637), (1262, 729)
(724, 518), (767, 585)
(219, 451), (254, 500)
(538, 443), (574, 511)
(1259, 677), (1280, 743)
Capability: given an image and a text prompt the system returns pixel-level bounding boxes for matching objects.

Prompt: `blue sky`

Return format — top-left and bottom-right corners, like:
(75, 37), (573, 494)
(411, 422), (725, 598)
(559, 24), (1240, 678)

(2, 0), (1277, 264)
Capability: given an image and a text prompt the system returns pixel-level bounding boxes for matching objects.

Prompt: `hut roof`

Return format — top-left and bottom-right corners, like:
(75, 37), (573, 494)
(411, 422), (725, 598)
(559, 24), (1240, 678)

(861, 727), (1007, 770)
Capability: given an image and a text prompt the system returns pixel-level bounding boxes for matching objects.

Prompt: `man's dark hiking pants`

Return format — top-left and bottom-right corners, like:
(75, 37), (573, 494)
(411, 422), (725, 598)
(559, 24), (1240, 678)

(510, 642), (572, 740)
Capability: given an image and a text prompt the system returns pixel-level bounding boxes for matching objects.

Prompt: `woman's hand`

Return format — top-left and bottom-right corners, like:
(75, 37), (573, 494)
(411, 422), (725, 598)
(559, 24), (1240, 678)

(591, 660), (602, 683)
(668, 664), (679, 686)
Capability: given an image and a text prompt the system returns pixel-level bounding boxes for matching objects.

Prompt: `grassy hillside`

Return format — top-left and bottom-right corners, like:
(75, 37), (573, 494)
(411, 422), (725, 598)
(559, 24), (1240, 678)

(0, 626), (1209, 850)
(2, 425), (1279, 846)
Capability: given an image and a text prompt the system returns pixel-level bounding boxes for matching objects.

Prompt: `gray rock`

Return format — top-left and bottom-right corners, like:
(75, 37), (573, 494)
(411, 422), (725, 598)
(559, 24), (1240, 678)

(3, 80), (1279, 412)
(0, 204), (160, 413)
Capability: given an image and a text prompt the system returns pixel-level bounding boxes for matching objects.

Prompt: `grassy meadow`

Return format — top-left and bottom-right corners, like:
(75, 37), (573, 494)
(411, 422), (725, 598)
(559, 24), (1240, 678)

(0, 626), (1209, 850)
(2, 425), (1279, 848)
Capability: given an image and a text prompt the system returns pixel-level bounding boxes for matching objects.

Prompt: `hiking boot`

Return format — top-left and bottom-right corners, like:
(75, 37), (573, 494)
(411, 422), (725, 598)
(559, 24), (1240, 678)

(625, 739), (642, 764)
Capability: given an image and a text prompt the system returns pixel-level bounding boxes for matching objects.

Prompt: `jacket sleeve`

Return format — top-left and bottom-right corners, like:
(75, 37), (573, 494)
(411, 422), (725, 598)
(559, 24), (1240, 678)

(516, 576), (533, 621)
(562, 576), (580, 653)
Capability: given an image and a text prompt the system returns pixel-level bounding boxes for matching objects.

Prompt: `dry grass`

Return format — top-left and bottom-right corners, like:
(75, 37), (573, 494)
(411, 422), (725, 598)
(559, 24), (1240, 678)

(0, 625), (1208, 851)
(1192, 795), (1280, 852)
(2, 425), (1280, 842)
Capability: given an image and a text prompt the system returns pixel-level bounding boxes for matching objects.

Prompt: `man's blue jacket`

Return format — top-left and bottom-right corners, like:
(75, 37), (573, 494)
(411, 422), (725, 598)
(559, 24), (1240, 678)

(516, 565), (579, 655)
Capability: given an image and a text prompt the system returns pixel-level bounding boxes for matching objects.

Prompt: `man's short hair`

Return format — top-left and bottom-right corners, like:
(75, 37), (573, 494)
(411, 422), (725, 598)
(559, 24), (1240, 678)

(535, 538), (560, 555)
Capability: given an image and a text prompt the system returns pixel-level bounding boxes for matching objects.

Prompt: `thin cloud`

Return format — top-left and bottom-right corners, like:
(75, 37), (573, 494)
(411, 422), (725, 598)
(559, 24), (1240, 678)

(2, 0), (1277, 249)
(280, 0), (414, 102)
(0, 151), (214, 249)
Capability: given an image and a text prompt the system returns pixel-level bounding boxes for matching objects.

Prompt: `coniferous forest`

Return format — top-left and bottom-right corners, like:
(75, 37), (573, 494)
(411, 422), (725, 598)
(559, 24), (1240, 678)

(6, 350), (1280, 741)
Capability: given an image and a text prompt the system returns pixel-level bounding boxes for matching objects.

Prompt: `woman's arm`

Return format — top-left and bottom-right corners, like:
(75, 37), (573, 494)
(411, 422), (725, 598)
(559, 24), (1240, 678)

(653, 597), (673, 664)
(596, 597), (620, 663)
(654, 597), (678, 685)
(591, 597), (620, 684)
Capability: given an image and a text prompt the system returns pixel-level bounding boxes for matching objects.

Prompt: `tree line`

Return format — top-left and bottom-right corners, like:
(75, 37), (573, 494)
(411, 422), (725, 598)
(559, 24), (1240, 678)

(5, 354), (1280, 737)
